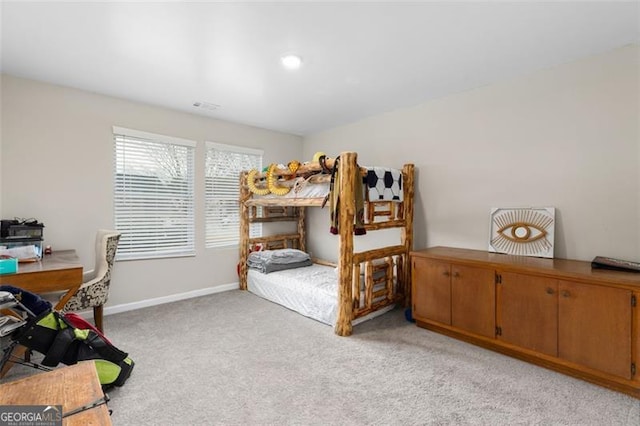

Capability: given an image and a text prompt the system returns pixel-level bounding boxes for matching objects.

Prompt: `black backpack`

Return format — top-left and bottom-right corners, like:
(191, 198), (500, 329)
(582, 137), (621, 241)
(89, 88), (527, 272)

(1, 285), (134, 388)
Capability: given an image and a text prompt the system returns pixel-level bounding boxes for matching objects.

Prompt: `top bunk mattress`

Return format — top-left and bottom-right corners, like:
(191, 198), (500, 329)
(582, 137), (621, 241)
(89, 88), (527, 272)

(247, 263), (337, 326)
(246, 181), (330, 206)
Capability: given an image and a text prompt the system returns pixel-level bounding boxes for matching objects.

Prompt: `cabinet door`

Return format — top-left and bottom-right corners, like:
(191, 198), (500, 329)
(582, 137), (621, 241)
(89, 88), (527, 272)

(636, 291), (640, 384)
(412, 257), (451, 324)
(558, 280), (632, 379)
(498, 272), (558, 356)
(451, 265), (495, 338)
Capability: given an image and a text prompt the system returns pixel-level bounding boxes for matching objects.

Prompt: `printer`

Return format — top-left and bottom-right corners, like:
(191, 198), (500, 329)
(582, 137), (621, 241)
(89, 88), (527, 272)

(0, 219), (45, 259)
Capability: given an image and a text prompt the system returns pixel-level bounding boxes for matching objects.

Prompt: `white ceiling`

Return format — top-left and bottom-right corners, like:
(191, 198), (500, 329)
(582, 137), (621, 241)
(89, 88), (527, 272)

(1, 1), (638, 136)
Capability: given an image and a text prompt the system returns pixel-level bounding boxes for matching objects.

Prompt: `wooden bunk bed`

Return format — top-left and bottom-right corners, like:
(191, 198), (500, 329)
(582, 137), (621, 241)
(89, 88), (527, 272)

(238, 151), (415, 336)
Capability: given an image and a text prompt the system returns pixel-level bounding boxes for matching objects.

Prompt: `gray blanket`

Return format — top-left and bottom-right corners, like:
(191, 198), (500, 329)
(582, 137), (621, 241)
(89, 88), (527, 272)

(247, 249), (312, 274)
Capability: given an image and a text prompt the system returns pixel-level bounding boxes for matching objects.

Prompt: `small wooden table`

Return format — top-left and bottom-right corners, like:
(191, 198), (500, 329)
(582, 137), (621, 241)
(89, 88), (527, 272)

(0, 361), (112, 425)
(0, 250), (83, 310)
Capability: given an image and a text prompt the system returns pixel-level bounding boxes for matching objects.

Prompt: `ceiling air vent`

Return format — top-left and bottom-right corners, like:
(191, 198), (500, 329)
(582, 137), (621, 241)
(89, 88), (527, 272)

(192, 101), (220, 111)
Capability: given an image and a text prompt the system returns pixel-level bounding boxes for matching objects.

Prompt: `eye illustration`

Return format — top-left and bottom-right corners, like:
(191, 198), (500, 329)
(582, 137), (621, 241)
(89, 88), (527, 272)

(497, 222), (547, 243)
(490, 208), (555, 257)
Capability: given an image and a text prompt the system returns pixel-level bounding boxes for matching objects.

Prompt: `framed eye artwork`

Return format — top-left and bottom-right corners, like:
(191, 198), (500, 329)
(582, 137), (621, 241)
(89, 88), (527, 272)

(488, 207), (555, 258)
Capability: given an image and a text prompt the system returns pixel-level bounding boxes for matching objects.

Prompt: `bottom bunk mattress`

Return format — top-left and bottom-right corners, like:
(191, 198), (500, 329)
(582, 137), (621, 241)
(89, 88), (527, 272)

(247, 263), (394, 326)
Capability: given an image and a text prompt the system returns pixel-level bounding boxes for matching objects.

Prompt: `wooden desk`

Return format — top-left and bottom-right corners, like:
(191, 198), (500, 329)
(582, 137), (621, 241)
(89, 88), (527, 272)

(0, 250), (83, 378)
(0, 250), (83, 310)
(0, 361), (112, 425)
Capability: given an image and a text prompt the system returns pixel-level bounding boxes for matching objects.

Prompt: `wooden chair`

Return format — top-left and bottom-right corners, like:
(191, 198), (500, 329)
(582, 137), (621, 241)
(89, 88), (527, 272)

(63, 230), (121, 332)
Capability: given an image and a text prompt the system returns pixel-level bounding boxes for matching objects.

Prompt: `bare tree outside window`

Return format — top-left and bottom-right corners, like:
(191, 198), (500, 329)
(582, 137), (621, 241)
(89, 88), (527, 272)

(205, 142), (263, 248)
(113, 129), (196, 260)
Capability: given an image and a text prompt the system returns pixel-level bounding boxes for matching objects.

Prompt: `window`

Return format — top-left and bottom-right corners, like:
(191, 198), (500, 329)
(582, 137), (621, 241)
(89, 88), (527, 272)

(113, 127), (196, 260)
(205, 142), (263, 248)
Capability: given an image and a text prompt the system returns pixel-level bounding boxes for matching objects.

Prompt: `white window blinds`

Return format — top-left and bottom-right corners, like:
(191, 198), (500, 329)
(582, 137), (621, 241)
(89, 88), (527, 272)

(114, 127), (196, 260)
(205, 142), (263, 248)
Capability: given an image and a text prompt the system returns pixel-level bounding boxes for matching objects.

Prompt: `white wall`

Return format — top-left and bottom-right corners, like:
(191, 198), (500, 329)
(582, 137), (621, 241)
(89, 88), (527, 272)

(0, 75), (302, 306)
(1, 44), (638, 312)
(0, 77), (3, 215)
(304, 45), (640, 263)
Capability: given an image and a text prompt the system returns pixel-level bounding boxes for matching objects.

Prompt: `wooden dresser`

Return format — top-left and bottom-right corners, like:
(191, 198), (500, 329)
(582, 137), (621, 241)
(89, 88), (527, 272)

(410, 246), (640, 398)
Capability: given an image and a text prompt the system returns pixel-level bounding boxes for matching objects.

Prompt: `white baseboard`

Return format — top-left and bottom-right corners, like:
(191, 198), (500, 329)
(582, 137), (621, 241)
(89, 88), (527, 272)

(69, 282), (239, 320)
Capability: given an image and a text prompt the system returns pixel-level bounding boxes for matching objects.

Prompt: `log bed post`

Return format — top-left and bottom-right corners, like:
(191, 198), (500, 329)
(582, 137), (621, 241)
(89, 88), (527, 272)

(239, 171), (250, 290)
(401, 163), (415, 305)
(297, 207), (306, 253)
(335, 151), (357, 336)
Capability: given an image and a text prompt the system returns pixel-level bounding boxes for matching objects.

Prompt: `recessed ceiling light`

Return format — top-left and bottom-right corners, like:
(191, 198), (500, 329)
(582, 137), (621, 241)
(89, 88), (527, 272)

(281, 54), (303, 70)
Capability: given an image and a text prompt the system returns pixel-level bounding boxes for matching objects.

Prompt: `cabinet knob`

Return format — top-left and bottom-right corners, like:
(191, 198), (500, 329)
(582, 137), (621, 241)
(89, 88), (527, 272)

(546, 287), (554, 295)
(453, 272), (460, 278)
(443, 271), (450, 277)
(561, 290), (570, 298)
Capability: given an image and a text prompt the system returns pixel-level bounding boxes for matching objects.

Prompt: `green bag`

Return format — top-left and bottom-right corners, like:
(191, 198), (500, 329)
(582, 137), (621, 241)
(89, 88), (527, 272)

(15, 310), (134, 388)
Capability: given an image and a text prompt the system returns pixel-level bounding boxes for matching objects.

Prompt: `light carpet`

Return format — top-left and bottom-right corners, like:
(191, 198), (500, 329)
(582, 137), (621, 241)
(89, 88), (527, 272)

(4, 290), (639, 425)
